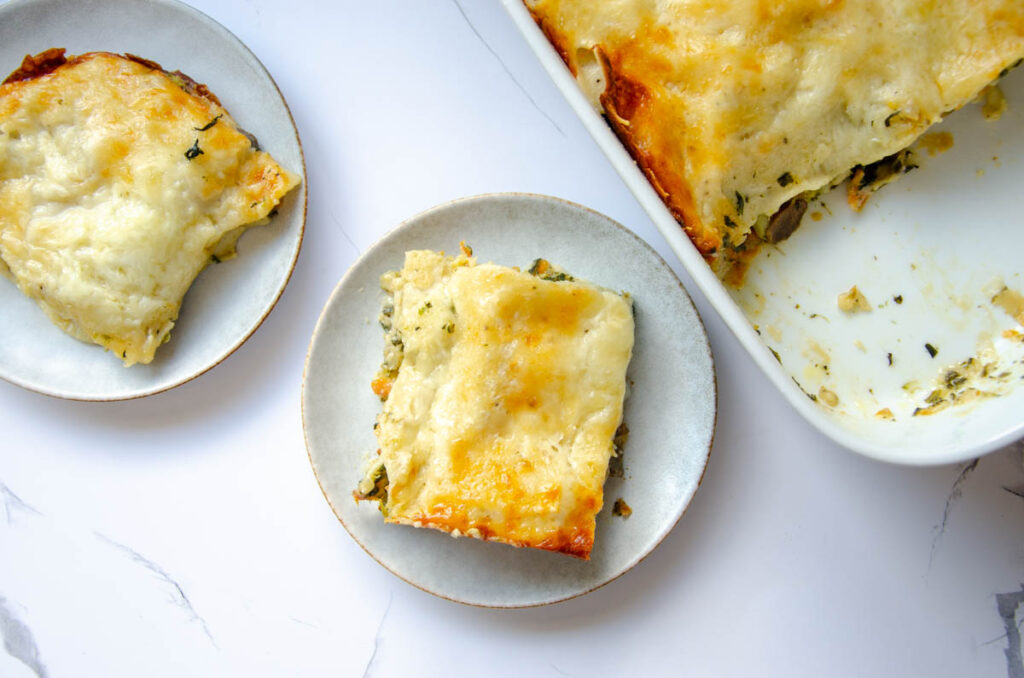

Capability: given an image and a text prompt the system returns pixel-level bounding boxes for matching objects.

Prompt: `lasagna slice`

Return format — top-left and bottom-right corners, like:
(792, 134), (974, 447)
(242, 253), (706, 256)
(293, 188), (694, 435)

(0, 50), (299, 365)
(357, 246), (634, 559)
(524, 0), (1024, 279)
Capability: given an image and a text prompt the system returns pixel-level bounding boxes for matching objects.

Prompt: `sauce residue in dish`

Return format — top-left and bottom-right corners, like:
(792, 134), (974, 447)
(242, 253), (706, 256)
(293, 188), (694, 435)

(918, 131), (954, 156)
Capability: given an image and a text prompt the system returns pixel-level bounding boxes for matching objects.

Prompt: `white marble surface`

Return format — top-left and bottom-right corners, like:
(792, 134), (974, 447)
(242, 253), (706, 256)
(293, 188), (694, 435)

(1, 1), (1023, 676)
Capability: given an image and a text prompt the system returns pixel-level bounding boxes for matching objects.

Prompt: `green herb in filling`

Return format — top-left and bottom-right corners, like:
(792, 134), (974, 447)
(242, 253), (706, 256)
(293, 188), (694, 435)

(184, 139), (203, 160)
(193, 114), (222, 131)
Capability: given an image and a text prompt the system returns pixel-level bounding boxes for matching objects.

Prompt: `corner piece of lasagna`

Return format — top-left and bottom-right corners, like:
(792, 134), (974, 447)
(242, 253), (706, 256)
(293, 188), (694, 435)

(0, 50), (299, 365)
(356, 244), (635, 559)
(524, 0), (1024, 281)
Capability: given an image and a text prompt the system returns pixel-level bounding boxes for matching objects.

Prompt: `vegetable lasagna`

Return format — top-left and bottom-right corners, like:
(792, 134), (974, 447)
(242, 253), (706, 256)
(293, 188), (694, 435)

(357, 246), (634, 559)
(0, 50), (299, 365)
(524, 0), (1024, 279)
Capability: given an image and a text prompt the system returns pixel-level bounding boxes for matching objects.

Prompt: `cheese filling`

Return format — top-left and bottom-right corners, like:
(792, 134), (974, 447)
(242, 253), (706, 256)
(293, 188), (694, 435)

(358, 247), (635, 559)
(525, 0), (1024, 276)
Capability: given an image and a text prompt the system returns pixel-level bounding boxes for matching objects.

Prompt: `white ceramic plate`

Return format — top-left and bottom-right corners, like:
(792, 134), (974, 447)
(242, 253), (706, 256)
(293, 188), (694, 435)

(504, 1), (1024, 465)
(0, 0), (306, 400)
(302, 194), (716, 607)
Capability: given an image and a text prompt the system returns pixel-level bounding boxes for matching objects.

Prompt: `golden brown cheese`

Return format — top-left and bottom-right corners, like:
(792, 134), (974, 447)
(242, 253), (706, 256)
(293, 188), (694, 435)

(359, 248), (634, 559)
(0, 50), (299, 365)
(525, 0), (1024, 276)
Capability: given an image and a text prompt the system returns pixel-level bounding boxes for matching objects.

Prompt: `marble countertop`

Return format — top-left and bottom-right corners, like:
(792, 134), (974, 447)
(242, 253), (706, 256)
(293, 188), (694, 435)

(1, 1), (1022, 676)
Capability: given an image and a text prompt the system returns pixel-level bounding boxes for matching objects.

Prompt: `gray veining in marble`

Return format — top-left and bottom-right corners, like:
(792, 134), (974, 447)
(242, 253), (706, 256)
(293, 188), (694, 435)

(0, 597), (47, 678)
(287, 616), (319, 630)
(1005, 442), (1024, 502)
(327, 207), (361, 257)
(361, 593), (393, 678)
(94, 533), (216, 647)
(996, 586), (1024, 678)
(452, 0), (565, 137)
(0, 482), (42, 525)
(929, 458), (980, 567)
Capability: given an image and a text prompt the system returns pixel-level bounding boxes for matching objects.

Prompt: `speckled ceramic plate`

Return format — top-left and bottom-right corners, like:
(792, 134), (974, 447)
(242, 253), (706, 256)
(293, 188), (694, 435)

(302, 193), (716, 607)
(0, 0), (306, 400)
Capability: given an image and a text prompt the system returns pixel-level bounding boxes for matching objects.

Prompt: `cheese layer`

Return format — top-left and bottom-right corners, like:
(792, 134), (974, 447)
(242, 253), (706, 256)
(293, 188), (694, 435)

(526, 0), (1024, 267)
(0, 52), (299, 365)
(371, 250), (634, 559)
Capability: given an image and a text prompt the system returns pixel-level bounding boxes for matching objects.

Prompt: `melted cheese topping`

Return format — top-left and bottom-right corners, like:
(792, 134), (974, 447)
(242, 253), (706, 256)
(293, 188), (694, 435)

(526, 0), (1024, 268)
(370, 250), (634, 559)
(0, 52), (299, 365)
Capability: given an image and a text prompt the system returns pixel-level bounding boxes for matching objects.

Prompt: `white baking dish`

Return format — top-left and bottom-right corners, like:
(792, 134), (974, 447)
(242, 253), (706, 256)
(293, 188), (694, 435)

(503, 1), (1024, 465)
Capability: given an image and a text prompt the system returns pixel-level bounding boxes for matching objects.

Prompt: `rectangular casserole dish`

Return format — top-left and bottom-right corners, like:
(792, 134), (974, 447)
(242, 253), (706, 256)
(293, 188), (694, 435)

(504, 0), (1024, 464)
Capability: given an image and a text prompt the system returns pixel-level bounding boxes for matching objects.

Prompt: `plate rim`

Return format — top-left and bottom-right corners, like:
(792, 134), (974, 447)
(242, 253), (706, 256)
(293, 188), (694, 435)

(0, 0), (308, 402)
(301, 191), (717, 608)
